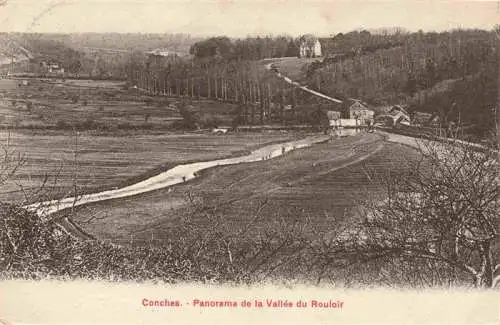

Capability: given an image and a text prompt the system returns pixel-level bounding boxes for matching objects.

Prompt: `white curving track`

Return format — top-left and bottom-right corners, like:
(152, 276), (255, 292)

(25, 135), (331, 216)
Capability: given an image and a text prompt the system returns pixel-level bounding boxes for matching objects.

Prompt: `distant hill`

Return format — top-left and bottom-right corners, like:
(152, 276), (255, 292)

(14, 32), (203, 53)
(0, 33), (204, 78)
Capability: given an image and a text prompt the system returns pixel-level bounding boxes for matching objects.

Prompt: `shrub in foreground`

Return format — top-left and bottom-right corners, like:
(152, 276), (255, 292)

(0, 200), (488, 287)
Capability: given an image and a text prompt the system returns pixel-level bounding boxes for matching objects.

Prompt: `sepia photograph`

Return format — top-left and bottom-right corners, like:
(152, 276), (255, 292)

(0, 0), (499, 324)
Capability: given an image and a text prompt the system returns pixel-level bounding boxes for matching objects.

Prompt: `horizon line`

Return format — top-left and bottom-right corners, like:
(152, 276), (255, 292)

(1, 25), (497, 38)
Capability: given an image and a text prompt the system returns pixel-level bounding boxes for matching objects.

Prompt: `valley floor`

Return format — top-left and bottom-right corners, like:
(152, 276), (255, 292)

(66, 132), (420, 242)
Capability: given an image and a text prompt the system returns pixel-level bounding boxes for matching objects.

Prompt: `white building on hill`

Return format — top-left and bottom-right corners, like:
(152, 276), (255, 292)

(299, 38), (322, 58)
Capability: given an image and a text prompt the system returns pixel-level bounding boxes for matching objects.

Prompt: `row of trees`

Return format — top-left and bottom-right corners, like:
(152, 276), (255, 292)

(189, 35), (300, 60)
(320, 28), (408, 56)
(131, 58), (323, 126)
(128, 45), (335, 126)
(308, 29), (495, 97)
(126, 28), (497, 133)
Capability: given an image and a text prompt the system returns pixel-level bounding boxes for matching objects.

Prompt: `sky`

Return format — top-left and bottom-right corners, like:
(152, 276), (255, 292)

(0, 0), (499, 36)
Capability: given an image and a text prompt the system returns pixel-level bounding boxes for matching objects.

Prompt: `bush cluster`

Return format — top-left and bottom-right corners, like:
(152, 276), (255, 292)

(0, 201), (477, 287)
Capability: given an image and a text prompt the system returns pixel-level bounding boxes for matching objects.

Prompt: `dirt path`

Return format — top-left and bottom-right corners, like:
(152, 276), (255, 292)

(380, 130), (496, 154)
(265, 61), (343, 104)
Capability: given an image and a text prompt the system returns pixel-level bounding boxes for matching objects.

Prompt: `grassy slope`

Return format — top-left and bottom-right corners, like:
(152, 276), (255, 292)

(260, 57), (318, 81)
(271, 57), (320, 81)
(69, 133), (419, 242)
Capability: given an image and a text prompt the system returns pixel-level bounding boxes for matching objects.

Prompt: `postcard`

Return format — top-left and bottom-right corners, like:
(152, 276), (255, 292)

(0, 0), (499, 324)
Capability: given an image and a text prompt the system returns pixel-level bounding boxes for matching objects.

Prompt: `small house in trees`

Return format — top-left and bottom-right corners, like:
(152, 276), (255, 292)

(47, 63), (64, 74)
(411, 111), (441, 126)
(36, 59), (65, 75)
(146, 50), (180, 69)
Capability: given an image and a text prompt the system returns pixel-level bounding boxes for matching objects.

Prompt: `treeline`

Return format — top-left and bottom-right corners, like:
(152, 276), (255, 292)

(333, 29), (494, 96)
(66, 32), (201, 52)
(408, 68), (497, 139)
(188, 30), (409, 61)
(189, 36), (300, 60)
(320, 28), (408, 56)
(4, 33), (201, 79)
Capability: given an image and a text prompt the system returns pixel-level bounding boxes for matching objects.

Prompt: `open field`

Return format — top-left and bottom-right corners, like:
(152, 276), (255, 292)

(0, 78), (238, 131)
(0, 130), (300, 204)
(67, 133), (420, 242)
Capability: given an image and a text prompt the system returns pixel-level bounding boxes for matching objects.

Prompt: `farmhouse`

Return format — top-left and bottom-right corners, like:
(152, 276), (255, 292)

(31, 58), (65, 76)
(341, 99), (374, 126)
(389, 105), (411, 126)
(299, 38), (322, 58)
(323, 108), (367, 137)
(375, 105), (412, 127)
(146, 50), (180, 70)
(146, 49), (183, 57)
(47, 63), (64, 74)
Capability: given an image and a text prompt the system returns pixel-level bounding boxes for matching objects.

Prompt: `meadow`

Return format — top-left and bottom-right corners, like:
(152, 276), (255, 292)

(268, 57), (320, 80)
(0, 76), (420, 244)
(0, 78), (237, 131)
